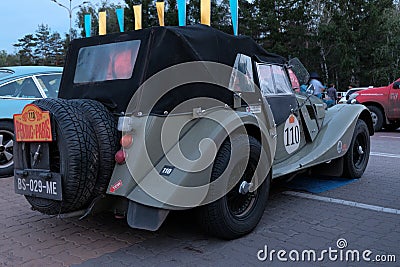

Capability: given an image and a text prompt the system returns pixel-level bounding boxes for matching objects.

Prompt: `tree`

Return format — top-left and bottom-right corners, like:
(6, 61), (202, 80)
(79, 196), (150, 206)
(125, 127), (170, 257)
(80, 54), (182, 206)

(165, 0), (179, 26)
(13, 34), (38, 65)
(0, 50), (20, 67)
(34, 24), (53, 65)
(49, 32), (66, 66)
(13, 25), (67, 66)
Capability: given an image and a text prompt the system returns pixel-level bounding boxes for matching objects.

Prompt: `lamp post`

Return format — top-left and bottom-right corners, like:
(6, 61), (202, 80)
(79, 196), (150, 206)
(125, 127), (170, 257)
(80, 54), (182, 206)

(51, 0), (89, 42)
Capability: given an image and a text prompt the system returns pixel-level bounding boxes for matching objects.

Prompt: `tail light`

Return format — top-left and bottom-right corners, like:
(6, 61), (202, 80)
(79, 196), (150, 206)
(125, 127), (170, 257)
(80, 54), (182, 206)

(120, 134), (133, 148)
(115, 150), (126, 164)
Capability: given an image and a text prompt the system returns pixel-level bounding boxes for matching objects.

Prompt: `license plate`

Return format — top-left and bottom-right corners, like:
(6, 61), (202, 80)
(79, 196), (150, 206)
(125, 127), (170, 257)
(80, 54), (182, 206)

(14, 169), (62, 201)
(13, 104), (53, 142)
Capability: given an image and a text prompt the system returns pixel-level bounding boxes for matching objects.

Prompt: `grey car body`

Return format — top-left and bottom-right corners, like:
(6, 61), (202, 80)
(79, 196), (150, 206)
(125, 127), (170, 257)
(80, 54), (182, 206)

(14, 26), (373, 239)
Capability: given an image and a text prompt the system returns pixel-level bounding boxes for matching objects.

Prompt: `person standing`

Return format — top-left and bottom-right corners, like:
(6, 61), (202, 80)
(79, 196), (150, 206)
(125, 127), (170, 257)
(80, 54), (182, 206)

(309, 72), (324, 98)
(327, 83), (338, 104)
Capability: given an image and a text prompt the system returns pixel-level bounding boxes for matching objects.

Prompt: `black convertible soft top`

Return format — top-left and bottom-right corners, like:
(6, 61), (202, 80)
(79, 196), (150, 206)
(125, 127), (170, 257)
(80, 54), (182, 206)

(59, 24), (286, 113)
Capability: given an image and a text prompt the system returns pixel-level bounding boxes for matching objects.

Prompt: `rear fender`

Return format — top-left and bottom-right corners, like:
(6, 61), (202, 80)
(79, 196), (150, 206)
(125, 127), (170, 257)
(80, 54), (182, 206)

(109, 108), (276, 210)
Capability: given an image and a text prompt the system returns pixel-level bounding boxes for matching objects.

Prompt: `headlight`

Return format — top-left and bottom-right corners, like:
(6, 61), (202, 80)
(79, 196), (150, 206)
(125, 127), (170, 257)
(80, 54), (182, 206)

(348, 93), (359, 101)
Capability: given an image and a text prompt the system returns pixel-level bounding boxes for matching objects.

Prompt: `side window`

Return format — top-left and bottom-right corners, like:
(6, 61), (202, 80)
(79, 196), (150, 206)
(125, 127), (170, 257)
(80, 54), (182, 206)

(271, 65), (293, 94)
(229, 54), (255, 92)
(36, 74), (62, 98)
(257, 64), (275, 95)
(0, 80), (18, 97)
(257, 64), (293, 96)
(0, 77), (41, 98)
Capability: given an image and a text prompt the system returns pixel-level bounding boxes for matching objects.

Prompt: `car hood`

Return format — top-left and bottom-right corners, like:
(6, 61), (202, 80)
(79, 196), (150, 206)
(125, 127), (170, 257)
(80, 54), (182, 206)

(356, 87), (386, 97)
(0, 99), (35, 119)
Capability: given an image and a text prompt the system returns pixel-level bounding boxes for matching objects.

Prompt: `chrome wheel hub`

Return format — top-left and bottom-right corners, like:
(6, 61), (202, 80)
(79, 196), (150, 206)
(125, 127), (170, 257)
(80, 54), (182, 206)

(0, 133), (14, 169)
(357, 145), (364, 155)
(239, 181), (253, 195)
(370, 112), (378, 126)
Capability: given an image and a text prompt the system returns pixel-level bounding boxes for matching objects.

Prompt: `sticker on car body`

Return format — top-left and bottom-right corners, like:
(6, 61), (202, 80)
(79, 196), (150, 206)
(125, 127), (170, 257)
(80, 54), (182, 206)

(160, 166), (175, 176)
(246, 105), (262, 114)
(110, 180), (123, 193)
(284, 114), (300, 154)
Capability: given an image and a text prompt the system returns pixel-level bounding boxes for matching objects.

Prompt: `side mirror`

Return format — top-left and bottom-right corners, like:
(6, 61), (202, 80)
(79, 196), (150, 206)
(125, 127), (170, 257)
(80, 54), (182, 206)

(393, 81), (400, 89)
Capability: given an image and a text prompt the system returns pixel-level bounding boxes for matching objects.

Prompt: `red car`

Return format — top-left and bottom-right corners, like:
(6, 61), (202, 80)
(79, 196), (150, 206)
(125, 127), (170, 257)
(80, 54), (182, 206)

(349, 79), (400, 131)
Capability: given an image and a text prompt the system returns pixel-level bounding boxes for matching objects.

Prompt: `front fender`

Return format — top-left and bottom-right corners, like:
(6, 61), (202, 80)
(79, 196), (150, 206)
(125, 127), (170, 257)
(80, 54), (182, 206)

(272, 103), (372, 177)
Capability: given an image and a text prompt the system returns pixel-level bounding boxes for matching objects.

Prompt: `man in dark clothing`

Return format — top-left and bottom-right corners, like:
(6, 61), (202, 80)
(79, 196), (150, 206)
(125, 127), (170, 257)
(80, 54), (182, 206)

(327, 83), (338, 104)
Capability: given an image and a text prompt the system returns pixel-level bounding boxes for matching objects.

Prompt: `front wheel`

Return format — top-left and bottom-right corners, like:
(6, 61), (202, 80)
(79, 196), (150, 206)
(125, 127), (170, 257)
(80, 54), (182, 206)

(0, 121), (14, 178)
(367, 106), (384, 132)
(342, 119), (370, 178)
(197, 135), (271, 240)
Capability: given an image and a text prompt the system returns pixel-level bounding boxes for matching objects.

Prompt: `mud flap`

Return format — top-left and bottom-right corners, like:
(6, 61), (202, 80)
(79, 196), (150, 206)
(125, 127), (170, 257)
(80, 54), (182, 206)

(127, 201), (169, 231)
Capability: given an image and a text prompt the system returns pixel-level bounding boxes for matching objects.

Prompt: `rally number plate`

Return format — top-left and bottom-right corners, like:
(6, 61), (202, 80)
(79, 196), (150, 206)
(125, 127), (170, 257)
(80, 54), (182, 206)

(14, 170), (62, 201)
(13, 104), (53, 142)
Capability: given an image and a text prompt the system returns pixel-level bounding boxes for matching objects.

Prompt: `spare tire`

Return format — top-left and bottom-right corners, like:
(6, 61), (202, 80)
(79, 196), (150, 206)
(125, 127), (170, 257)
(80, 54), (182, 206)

(70, 99), (119, 199)
(17, 98), (99, 214)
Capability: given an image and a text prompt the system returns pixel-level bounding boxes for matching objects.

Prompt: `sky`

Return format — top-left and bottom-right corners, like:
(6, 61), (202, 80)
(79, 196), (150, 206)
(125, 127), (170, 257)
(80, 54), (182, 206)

(0, 0), (123, 54)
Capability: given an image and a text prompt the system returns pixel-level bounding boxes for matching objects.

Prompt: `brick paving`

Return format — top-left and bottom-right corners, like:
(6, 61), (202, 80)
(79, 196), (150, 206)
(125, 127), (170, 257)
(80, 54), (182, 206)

(0, 177), (157, 266)
(1, 130), (399, 266)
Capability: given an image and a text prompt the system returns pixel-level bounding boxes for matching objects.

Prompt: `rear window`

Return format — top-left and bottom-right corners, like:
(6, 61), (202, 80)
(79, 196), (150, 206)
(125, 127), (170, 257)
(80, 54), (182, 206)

(74, 40), (141, 84)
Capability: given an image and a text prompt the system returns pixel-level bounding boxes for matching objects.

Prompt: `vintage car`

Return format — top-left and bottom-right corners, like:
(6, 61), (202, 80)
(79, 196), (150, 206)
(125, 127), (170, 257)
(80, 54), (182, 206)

(13, 25), (373, 239)
(0, 66), (62, 177)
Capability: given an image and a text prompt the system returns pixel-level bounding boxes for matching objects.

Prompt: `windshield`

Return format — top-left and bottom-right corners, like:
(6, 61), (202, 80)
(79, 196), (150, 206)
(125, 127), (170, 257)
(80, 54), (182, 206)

(288, 58), (309, 86)
(74, 40), (141, 84)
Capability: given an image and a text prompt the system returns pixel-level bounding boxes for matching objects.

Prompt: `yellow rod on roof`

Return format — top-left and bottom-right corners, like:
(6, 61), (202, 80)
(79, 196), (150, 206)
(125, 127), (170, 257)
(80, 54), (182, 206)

(156, 2), (165, 26)
(200, 0), (211, 26)
(99, 11), (106, 35)
(133, 5), (142, 30)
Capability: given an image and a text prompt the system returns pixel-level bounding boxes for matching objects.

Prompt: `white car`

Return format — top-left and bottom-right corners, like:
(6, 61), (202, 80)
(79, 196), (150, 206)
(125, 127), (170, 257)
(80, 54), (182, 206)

(338, 87), (371, 104)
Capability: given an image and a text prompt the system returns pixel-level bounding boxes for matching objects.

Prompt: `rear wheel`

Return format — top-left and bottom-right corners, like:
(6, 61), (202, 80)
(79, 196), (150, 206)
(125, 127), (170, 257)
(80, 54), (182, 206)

(20, 99), (99, 214)
(342, 119), (370, 178)
(197, 135), (271, 239)
(0, 121), (14, 178)
(367, 106), (384, 132)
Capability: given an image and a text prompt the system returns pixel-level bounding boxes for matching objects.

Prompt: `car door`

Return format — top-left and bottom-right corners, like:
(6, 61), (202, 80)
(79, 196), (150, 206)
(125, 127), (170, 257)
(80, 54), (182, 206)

(296, 93), (325, 142)
(388, 80), (400, 120)
(256, 63), (306, 163)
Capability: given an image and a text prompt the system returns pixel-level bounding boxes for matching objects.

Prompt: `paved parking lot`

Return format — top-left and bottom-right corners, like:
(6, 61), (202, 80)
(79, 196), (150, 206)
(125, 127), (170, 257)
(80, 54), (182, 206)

(1, 130), (399, 266)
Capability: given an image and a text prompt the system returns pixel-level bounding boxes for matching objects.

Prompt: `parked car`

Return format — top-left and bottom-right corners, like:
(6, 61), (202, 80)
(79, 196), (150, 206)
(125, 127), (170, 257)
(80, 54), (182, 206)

(13, 25), (373, 239)
(337, 87), (370, 104)
(0, 66), (62, 177)
(348, 80), (400, 131)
